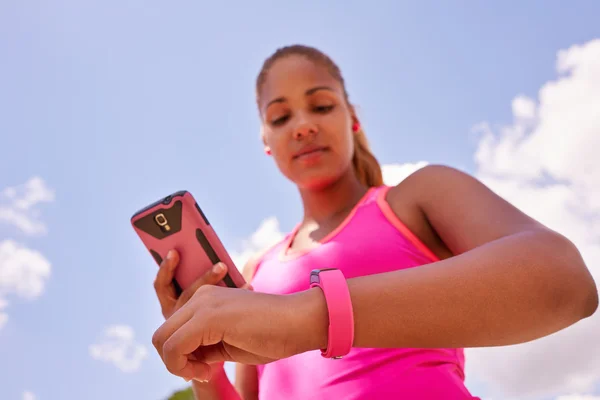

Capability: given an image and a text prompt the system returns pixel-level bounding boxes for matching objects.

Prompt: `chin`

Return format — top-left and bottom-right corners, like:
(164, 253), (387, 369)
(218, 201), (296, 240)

(295, 170), (343, 191)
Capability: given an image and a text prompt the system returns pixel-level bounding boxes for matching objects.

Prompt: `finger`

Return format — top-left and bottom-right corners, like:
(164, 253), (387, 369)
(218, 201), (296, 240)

(194, 344), (276, 366)
(154, 250), (179, 299)
(192, 343), (232, 364)
(177, 263), (228, 306)
(163, 346), (211, 382)
(241, 283), (254, 291)
(162, 317), (218, 380)
(152, 304), (193, 362)
(155, 251), (180, 316)
(164, 340), (211, 381)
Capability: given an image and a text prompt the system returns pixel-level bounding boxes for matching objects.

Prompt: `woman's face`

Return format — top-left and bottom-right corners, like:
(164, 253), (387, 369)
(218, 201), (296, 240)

(258, 55), (357, 190)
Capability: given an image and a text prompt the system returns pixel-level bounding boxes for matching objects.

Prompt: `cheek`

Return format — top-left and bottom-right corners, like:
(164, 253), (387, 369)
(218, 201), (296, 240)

(321, 111), (353, 146)
(329, 123), (355, 159)
(338, 138), (355, 168)
(265, 134), (293, 168)
(265, 133), (288, 155)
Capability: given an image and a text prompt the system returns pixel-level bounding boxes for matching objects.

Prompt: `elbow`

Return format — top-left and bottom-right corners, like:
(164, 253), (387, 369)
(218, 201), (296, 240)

(540, 230), (598, 321)
(579, 270), (599, 319)
(583, 285), (599, 318)
(571, 277), (598, 321)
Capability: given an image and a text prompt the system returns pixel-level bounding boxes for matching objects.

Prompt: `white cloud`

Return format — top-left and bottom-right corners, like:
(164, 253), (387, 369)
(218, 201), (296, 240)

(381, 161), (429, 186)
(0, 240), (52, 330)
(0, 240), (52, 300)
(512, 95), (537, 121)
(0, 298), (8, 330)
(230, 217), (285, 272)
(464, 38), (600, 400)
(0, 177), (55, 236)
(0, 177), (53, 330)
(22, 391), (36, 400)
(89, 325), (148, 373)
(556, 396), (600, 400)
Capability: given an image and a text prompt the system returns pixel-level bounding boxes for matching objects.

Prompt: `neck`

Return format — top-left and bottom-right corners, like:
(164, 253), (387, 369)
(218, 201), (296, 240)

(298, 170), (370, 224)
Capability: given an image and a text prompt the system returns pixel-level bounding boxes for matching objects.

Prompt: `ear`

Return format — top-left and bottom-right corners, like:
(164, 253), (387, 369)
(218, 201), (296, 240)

(351, 115), (361, 133)
(260, 127), (271, 155)
(348, 105), (360, 131)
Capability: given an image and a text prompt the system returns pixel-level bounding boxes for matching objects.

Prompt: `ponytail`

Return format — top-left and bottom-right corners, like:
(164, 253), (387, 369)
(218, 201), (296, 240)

(352, 128), (384, 187)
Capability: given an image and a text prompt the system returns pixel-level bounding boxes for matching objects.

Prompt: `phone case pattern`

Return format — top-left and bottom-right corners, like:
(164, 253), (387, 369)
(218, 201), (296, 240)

(131, 191), (246, 291)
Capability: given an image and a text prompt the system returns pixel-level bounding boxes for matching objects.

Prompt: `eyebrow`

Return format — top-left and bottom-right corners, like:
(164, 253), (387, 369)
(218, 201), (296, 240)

(266, 86), (335, 108)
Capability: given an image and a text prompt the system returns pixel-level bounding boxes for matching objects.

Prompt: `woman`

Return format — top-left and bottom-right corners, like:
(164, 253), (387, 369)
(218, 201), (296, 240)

(151, 45), (598, 399)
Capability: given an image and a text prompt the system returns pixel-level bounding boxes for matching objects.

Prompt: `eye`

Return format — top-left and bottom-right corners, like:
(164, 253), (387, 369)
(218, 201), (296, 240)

(313, 104), (335, 113)
(271, 114), (290, 126)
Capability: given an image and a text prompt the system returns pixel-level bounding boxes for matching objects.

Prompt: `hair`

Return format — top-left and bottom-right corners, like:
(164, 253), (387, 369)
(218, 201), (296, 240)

(256, 44), (384, 188)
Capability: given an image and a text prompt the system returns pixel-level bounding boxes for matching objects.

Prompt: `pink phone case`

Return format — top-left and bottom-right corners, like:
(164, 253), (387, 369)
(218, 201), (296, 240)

(131, 190), (246, 292)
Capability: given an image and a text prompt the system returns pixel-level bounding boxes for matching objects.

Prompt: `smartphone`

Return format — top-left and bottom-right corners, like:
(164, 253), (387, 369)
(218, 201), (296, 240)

(131, 190), (246, 293)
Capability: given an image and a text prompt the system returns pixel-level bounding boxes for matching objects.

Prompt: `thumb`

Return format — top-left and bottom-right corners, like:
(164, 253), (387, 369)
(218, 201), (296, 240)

(178, 263), (229, 305)
(181, 360), (212, 382)
(241, 283), (254, 291)
(192, 344), (231, 364)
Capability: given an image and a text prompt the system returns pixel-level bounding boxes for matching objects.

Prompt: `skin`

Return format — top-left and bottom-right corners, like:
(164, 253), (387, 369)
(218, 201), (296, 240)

(153, 250), (254, 398)
(151, 55), (599, 398)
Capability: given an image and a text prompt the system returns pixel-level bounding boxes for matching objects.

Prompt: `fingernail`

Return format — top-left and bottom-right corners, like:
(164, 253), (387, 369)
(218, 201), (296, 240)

(213, 263), (225, 273)
(166, 250), (174, 260)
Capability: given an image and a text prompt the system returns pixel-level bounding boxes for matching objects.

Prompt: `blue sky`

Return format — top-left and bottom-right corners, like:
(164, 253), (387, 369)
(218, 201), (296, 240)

(1, 1), (599, 400)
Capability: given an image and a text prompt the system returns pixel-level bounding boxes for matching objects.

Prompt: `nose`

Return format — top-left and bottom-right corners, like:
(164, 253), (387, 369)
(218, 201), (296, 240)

(293, 117), (318, 140)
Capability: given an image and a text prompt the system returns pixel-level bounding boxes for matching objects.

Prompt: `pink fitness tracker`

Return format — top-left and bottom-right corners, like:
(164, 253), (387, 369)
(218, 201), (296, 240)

(310, 268), (355, 359)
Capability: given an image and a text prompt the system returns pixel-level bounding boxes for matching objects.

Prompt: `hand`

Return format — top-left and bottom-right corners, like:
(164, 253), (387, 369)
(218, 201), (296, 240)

(152, 249), (255, 381)
(153, 249), (252, 320)
(151, 284), (329, 382)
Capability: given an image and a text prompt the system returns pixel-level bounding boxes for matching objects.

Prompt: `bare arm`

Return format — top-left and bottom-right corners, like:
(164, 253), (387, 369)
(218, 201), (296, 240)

(298, 165), (598, 351)
(233, 363), (258, 400)
(151, 166), (597, 380)
(190, 368), (240, 400)
(190, 257), (261, 399)
(233, 255), (260, 400)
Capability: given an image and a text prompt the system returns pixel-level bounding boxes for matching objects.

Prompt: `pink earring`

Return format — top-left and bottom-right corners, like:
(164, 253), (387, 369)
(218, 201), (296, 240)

(265, 147), (272, 155)
(352, 122), (360, 132)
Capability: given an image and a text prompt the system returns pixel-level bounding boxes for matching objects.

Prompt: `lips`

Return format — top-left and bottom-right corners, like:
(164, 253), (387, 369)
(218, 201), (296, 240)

(292, 145), (328, 159)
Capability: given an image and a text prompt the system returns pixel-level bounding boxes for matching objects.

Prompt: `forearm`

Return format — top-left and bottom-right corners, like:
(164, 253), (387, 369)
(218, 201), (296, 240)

(191, 367), (241, 400)
(300, 229), (596, 351)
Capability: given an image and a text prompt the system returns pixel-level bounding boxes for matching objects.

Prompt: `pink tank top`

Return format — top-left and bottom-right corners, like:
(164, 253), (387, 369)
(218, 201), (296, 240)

(250, 186), (480, 400)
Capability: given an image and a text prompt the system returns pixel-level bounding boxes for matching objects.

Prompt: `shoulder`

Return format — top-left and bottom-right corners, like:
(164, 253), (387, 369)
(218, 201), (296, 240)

(386, 164), (446, 207)
(388, 164), (474, 197)
(385, 163), (496, 258)
(383, 165), (460, 260)
(388, 163), (547, 255)
(387, 164), (486, 211)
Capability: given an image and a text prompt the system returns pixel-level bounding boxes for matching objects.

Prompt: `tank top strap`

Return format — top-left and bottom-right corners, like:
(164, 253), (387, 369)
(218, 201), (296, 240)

(362, 184), (389, 205)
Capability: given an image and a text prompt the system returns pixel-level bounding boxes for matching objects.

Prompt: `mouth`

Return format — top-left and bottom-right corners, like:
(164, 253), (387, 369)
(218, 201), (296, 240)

(292, 145), (329, 159)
